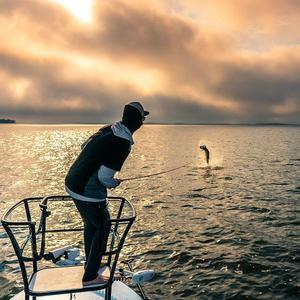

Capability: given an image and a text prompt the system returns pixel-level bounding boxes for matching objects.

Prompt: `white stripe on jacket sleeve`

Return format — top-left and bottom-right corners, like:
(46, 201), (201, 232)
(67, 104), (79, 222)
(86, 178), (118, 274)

(98, 165), (120, 188)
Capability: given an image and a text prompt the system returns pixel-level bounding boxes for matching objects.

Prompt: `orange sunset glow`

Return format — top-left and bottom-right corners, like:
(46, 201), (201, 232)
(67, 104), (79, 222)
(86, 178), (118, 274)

(1, 0), (300, 123)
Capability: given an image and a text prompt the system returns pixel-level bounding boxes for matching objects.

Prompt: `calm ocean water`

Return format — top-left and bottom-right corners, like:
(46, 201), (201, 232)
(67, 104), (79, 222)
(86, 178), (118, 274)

(0, 124), (299, 299)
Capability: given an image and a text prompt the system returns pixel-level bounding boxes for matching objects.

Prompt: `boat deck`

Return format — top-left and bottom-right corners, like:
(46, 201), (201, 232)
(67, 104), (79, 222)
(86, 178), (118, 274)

(29, 265), (110, 293)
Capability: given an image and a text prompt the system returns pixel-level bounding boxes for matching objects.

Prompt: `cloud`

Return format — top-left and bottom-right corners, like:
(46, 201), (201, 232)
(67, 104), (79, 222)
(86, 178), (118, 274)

(145, 95), (236, 123)
(0, 0), (299, 123)
(211, 47), (300, 122)
(0, 50), (139, 122)
(175, 0), (300, 45)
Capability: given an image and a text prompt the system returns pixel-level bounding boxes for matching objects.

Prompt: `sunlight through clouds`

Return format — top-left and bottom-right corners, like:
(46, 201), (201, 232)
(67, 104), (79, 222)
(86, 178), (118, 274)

(50, 0), (94, 23)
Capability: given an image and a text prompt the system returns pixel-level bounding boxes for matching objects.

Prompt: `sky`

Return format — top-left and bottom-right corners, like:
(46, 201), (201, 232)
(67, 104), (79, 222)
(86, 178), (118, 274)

(0, 0), (300, 124)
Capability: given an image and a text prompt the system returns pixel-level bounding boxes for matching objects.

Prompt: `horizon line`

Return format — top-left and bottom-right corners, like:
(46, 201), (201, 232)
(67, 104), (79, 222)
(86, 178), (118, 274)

(2, 121), (300, 126)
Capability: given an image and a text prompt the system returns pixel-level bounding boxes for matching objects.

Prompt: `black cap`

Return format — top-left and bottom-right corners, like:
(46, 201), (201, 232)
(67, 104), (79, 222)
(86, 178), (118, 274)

(126, 101), (149, 119)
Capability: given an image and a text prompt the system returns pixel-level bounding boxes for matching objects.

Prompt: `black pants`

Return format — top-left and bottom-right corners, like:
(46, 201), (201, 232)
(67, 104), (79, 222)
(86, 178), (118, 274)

(73, 199), (111, 282)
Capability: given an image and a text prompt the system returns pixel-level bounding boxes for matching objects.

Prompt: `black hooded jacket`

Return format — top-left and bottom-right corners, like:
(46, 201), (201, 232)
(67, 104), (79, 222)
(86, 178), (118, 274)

(65, 125), (130, 196)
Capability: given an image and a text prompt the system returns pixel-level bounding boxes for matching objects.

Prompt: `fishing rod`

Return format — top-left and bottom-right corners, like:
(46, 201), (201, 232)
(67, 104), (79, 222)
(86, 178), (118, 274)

(120, 144), (210, 182)
(120, 163), (191, 182)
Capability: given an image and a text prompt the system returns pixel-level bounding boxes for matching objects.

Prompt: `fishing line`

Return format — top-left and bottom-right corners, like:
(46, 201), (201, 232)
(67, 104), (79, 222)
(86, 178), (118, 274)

(120, 163), (191, 182)
(120, 144), (210, 182)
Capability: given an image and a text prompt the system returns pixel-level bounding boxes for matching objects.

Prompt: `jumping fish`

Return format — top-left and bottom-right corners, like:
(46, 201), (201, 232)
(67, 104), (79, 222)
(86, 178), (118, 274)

(200, 144), (210, 165)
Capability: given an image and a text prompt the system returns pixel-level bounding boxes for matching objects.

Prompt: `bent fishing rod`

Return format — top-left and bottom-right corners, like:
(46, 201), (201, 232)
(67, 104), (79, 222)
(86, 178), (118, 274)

(120, 163), (191, 182)
(120, 144), (210, 182)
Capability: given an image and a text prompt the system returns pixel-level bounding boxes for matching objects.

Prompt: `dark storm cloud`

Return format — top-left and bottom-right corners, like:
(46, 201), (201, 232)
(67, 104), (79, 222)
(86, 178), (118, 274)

(0, 106), (120, 124)
(211, 52), (300, 122)
(145, 95), (235, 123)
(216, 60), (300, 105)
(0, 51), (138, 122)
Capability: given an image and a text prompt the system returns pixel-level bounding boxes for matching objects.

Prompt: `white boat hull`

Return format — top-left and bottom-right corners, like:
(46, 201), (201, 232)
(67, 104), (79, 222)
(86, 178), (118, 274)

(11, 281), (143, 300)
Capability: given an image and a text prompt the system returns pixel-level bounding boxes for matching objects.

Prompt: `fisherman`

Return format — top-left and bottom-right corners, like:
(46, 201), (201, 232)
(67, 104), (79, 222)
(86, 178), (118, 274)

(65, 102), (149, 286)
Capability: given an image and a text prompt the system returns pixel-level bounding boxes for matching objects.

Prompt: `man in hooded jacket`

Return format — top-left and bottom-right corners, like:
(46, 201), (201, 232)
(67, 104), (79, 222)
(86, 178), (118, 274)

(65, 102), (149, 286)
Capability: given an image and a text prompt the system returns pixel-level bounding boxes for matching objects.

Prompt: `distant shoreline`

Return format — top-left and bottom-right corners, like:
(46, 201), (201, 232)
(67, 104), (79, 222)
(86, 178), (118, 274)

(0, 119), (16, 124)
